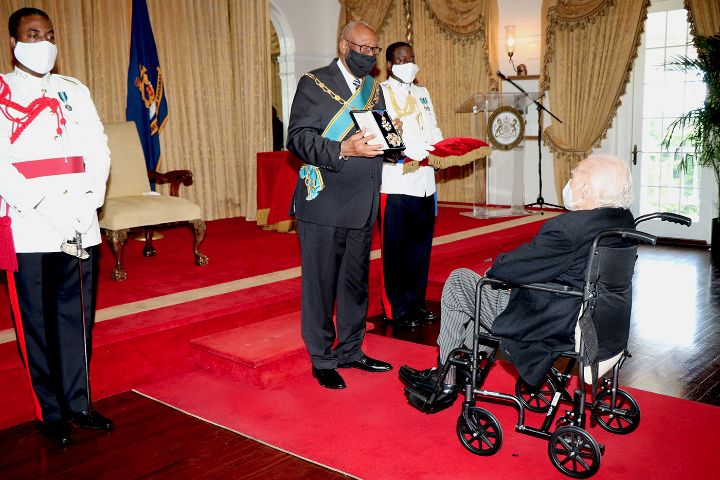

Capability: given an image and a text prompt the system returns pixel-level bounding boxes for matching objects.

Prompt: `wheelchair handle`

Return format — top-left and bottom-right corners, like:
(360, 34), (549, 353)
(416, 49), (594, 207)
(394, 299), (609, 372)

(634, 212), (692, 227)
(621, 229), (656, 245)
(590, 228), (656, 254)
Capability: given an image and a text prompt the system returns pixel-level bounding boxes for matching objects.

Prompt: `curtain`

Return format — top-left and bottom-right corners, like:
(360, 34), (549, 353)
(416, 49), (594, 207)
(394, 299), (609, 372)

(338, 0), (394, 34)
(337, 0), (498, 203)
(541, 0), (650, 201)
(0, 0), (272, 221)
(685, 0), (720, 36)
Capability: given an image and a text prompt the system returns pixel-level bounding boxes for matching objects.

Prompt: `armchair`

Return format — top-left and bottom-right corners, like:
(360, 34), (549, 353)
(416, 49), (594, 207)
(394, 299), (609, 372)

(99, 121), (208, 281)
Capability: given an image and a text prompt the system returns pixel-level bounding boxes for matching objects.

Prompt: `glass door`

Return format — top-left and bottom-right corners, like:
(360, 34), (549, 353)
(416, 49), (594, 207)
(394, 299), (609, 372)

(630, 0), (713, 241)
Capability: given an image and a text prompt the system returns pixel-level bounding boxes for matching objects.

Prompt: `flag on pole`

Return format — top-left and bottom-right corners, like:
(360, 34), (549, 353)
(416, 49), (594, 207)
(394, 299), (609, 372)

(126, 0), (168, 175)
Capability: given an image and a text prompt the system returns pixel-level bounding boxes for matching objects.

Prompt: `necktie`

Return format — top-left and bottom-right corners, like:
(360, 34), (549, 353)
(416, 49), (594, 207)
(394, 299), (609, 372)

(353, 78), (361, 91)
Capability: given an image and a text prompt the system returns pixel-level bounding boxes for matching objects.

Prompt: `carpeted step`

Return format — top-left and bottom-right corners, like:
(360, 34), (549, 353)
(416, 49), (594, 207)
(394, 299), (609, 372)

(190, 313), (378, 388)
(190, 313), (309, 388)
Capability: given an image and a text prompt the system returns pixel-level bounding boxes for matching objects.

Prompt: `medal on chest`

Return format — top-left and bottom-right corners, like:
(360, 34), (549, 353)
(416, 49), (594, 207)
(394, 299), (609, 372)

(58, 91), (72, 111)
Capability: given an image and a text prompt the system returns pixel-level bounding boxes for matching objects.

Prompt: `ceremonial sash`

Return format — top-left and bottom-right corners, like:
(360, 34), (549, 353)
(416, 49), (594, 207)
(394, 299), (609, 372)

(13, 156), (85, 179)
(321, 75), (376, 141)
(300, 74), (377, 201)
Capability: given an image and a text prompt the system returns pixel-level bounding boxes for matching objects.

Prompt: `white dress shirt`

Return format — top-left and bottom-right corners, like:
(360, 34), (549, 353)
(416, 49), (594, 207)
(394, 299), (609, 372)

(0, 68), (110, 252)
(380, 77), (443, 197)
(336, 59), (359, 92)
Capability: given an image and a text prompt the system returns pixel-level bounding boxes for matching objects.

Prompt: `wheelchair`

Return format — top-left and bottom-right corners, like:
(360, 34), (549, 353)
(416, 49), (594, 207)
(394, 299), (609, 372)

(403, 212), (691, 478)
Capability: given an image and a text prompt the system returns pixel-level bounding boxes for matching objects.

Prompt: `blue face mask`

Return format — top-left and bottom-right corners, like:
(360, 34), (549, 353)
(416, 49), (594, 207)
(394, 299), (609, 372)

(562, 180), (575, 210)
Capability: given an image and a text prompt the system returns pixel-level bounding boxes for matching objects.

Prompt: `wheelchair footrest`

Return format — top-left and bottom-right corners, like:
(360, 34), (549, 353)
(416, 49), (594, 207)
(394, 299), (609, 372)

(404, 385), (458, 414)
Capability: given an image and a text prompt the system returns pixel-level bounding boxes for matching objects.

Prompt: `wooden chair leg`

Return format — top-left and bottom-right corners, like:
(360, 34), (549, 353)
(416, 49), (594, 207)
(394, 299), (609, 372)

(190, 219), (209, 266)
(106, 229), (129, 281)
(143, 227), (157, 257)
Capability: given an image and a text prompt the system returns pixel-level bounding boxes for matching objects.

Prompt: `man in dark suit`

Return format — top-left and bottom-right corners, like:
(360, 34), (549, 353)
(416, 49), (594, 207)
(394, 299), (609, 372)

(399, 154), (635, 398)
(286, 21), (396, 389)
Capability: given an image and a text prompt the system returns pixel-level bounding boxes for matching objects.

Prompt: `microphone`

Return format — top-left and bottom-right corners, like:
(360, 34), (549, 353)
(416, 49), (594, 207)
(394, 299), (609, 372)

(497, 71), (509, 81)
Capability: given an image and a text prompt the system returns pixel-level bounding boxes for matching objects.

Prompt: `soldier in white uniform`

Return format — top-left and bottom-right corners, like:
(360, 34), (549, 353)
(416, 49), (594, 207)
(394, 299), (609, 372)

(379, 42), (443, 328)
(0, 8), (112, 446)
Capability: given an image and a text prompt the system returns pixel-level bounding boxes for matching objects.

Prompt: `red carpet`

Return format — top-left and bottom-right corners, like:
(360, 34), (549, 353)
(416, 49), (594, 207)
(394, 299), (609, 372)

(136, 334), (720, 480)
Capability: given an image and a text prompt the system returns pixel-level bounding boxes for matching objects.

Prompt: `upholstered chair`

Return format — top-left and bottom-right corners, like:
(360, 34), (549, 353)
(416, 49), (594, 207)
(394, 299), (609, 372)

(98, 121), (208, 281)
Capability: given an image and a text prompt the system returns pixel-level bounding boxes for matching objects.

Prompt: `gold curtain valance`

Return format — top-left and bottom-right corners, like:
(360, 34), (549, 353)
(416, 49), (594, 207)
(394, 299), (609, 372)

(422, 0), (487, 38)
(685, 0), (720, 36)
(337, 0), (394, 34)
(551, 0), (615, 27)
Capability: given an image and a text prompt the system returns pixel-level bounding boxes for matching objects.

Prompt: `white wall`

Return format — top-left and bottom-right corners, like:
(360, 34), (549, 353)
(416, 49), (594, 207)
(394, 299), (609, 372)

(497, 0), (543, 76)
(494, 0), (558, 206)
(270, 0), (340, 129)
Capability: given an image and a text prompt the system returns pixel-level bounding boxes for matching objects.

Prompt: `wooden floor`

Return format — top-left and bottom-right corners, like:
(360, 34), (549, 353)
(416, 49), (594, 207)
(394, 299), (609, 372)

(0, 244), (717, 479)
(0, 392), (353, 480)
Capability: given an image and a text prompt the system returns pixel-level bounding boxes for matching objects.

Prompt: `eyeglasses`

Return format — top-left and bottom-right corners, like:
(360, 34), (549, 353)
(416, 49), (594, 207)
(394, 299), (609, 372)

(344, 38), (382, 56)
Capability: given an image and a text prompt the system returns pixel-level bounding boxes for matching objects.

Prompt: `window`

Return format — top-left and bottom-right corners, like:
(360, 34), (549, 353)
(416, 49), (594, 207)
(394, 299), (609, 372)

(638, 8), (705, 220)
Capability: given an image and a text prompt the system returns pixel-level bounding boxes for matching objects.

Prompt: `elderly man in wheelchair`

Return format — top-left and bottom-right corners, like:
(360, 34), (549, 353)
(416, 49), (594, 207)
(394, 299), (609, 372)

(399, 153), (690, 478)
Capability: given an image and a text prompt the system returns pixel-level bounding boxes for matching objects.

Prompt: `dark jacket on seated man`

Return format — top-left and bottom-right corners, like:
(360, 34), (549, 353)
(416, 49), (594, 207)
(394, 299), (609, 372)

(487, 207), (634, 386)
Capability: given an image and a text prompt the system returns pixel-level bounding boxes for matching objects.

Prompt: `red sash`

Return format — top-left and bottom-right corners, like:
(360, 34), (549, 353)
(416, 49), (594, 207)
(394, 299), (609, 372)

(13, 156), (85, 179)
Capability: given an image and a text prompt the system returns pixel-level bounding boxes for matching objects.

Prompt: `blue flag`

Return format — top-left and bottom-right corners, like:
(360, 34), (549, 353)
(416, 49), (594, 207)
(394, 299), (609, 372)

(126, 0), (168, 175)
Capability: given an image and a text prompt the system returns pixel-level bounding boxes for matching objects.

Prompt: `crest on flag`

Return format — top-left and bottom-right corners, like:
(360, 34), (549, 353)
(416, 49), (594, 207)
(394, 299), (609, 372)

(126, 0), (168, 176)
(134, 64), (164, 135)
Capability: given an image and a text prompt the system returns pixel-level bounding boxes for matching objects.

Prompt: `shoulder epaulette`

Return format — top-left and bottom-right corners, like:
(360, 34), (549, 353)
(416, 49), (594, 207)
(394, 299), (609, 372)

(53, 74), (81, 86)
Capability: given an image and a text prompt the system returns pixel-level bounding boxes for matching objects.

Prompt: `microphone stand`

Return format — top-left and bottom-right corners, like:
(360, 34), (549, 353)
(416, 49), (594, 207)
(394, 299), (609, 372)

(498, 72), (564, 214)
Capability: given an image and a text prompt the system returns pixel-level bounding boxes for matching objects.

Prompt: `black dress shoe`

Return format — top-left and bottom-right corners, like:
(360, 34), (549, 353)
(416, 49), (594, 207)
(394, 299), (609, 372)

(39, 420), (72, 446)
(399, 365), (456, 394)
(72, 409), (114, 430)
(312, 367), (347, 389)
(394, 313), (421, 328)
(416, 308), (437, 323)
(339, 354), (393, 372)
(399, 365), (439, 388)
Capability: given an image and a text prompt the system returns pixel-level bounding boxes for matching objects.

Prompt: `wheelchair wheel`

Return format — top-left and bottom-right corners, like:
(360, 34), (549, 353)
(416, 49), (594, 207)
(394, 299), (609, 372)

(516, 375), (557, 413)
(594, 389), (640, 434)
(456, 407), (503, 456)
(548, 426), (601, 478)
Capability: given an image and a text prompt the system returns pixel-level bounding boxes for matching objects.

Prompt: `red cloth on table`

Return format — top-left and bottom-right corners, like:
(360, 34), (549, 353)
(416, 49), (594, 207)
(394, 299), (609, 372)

(256, 151), (303, 225)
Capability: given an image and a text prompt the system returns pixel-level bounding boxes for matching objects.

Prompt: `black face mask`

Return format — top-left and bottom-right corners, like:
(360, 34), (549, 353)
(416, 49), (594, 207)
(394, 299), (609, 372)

(345, 48), (376, 77)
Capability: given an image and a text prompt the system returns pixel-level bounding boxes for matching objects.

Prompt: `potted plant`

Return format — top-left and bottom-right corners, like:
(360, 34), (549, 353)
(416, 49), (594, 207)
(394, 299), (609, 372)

(661, 33), (720, 261)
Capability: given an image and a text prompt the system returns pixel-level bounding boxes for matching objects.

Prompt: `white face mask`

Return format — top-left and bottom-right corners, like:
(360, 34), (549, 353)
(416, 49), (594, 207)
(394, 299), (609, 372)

(14, 41), (57, 75)
(392, 62), (419, 84)
(562, 180), (575, 211)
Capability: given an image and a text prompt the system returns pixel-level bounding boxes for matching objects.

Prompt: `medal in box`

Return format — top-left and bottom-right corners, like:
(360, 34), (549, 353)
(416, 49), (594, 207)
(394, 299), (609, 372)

(350, 109), (405, 153)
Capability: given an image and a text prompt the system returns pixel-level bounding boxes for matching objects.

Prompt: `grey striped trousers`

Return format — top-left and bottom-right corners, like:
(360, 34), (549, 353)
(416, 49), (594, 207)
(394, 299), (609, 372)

(437, 268), (510, 363)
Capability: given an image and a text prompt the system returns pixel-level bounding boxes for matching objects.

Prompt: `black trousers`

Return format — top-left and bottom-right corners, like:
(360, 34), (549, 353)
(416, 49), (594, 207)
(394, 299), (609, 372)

(380, 193), (435, 319)
(297, 220), (372, 369)
(13, 247), (97, 421)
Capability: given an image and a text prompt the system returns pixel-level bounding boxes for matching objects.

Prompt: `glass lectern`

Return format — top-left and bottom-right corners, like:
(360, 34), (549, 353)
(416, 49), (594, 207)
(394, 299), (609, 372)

(456, 92), (543, 218)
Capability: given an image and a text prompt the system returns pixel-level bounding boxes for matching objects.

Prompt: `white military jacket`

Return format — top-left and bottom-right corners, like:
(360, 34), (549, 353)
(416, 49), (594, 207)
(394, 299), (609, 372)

(380, 77), (443, 197)
(0, 67), (110, 253)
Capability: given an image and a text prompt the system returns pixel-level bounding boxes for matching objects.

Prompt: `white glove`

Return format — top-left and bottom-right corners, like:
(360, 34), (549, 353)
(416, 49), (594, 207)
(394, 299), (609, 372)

(74, 191), (98, 234)
(36, 192), (76, 239)
(404, 144), (429, 162)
